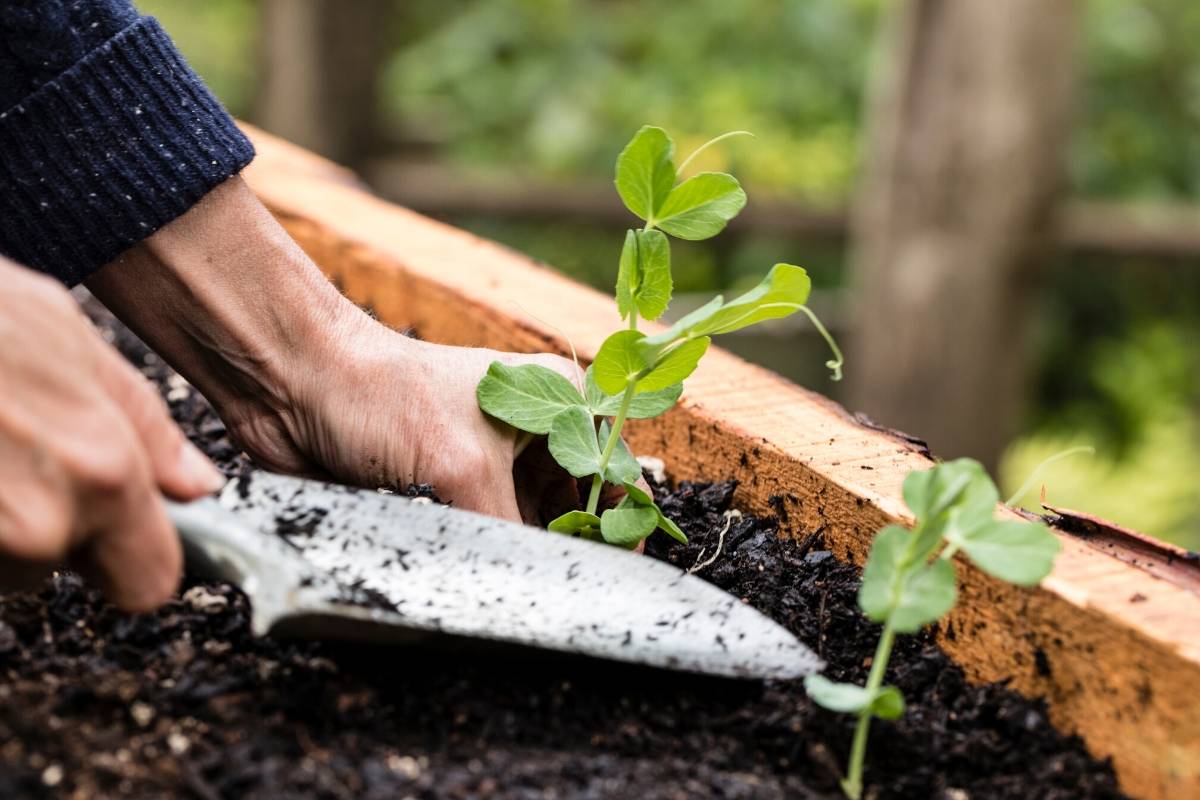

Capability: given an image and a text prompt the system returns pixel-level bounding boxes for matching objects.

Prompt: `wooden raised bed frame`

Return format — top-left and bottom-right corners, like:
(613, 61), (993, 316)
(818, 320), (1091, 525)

(240, 125), (1200, 800)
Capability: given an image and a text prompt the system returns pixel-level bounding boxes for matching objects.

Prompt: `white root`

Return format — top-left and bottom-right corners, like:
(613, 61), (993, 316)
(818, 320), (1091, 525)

(688, 510), (740, 574)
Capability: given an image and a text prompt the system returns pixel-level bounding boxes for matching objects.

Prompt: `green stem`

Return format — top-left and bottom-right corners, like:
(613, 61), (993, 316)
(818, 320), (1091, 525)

(585, 386), (637, 515)
(794, 304), (845, 382)
(1004, 445), (1095, 508)
(676, 130), (755, 177)
(842, 622), (896, 800)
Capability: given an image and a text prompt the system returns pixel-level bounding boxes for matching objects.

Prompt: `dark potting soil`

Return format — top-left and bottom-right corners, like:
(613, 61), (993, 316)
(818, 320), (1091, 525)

(0, 301), (1125, 800)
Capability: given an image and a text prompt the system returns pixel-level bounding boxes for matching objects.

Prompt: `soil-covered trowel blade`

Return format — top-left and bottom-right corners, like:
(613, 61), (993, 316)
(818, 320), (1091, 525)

(172, 471), (823, 680)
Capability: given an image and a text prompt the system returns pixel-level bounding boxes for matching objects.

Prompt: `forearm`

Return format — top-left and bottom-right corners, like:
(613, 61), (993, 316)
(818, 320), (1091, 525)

(85, 177), (371, 420)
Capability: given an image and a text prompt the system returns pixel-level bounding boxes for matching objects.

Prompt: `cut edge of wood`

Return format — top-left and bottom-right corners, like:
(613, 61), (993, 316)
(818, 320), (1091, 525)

(241, 124), (1200, 800)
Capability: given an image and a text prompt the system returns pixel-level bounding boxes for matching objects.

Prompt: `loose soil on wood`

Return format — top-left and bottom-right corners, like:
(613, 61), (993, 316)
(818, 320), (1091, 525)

(0, 302), (1125, 799)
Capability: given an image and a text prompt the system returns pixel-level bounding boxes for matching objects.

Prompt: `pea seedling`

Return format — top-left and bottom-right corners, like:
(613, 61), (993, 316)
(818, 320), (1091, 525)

(477, 125), (842, 548)
(804, 458), (1061, 800)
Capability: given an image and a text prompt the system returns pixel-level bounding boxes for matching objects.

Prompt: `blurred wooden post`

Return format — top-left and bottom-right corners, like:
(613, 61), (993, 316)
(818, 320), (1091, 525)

(256, 0), (391, 165)
(847, 0), (1079, 469)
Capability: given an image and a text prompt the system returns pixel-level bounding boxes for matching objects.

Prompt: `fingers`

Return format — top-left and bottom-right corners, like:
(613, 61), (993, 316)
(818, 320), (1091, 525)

(453, 462), (523, 524)
(76, 473), (183, 612)
(91, 341), (224, 500)
(65, 402), (185, 612)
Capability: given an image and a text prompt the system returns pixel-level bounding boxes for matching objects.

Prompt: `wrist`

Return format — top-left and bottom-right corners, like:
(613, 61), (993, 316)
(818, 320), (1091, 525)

(86, 176), (369, 414)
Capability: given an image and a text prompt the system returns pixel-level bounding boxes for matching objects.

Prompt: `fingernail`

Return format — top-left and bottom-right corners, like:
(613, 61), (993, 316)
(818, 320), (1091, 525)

(180, 440), (226, 494)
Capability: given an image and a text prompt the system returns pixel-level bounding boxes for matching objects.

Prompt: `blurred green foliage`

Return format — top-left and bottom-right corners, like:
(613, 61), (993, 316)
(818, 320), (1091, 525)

(1075, 0), (1200, 199)
(384, 0), (876, 205)
(1002, 325), (1200, 548)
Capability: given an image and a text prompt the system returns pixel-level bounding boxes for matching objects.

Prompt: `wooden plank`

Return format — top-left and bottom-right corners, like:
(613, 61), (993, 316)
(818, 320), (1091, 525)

(240, 124), (1200, 800)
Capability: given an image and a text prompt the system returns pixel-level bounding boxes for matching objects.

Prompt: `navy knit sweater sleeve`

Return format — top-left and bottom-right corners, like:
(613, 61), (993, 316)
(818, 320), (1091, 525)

(0, 0), (255, 285)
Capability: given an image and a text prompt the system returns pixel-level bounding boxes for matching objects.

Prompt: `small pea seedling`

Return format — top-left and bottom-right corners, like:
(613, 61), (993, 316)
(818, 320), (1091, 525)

(477, 125), (842, 548)
(804, 458), (1061, 800)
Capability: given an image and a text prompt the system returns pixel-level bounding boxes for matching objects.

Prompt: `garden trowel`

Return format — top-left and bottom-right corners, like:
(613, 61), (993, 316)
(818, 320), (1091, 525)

(166, 471), (821, 680)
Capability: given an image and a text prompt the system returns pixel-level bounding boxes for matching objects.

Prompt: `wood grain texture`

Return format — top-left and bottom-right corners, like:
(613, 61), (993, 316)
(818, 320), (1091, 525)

(240, 124), (1199, 800)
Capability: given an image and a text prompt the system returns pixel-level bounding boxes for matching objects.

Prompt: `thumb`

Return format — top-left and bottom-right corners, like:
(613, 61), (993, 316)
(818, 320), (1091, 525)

(92, 342), (224, 500)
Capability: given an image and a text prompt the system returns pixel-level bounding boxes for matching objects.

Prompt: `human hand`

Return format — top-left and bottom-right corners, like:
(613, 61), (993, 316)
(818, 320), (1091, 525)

(0, 258), (224, 610)
(227, 319), (585, 523)
(87, 176), (647, 526)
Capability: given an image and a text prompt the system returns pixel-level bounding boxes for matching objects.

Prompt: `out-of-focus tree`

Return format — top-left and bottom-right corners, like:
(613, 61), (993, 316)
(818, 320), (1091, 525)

(256, 0), (391, 164)
(848, 0), (1080, 471)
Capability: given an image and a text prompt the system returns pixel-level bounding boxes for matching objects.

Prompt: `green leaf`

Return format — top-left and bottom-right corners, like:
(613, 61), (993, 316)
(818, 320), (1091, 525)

(621, 483), (687, 543)
(804, 677), (903, 720)
(548, 510), (602, 541)
(592, 330), (649, 395)
(615, 229), (637, 320)
(656, 172), (747, 240)
(860, 526), (957, 632)
(640, 296), (724, 350)
(634, 229), (672, 320)
(904, 459), (999, 560)
(694, 264), (812, 336)
(586, 367), (681, 419)
(599, 421), (643, 485)
(600, 506), (658, 548)
(858, 525), (909, 622)
(614, 126), (676, 221)
(948, 518), (1060, 586)
(872, 686), (906, 720)
(804, 675), (874, 714)
(476, 362), (586, 435)
(903, 459), (996, 522)
(615, 229), (673, 323)
(891, 559), (958, 634)
(638, 336), (709, 392)
(547, 406), (602, 478)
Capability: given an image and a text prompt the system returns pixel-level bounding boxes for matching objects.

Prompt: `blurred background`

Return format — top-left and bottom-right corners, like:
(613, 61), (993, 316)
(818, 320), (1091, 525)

(138, 0), (1199, 548)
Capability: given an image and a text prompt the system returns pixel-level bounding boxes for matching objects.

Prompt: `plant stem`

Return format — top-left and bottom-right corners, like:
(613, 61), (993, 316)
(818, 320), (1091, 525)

(842, 622), (896, 800)
(795, 304), (845, 382)
(585, 385), (637, 515)
(676, 130), (755, 177)
(1004, 445), (1095, 508)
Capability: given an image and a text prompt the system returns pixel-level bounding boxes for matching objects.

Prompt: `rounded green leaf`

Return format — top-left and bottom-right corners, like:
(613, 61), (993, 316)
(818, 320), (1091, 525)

(600, 505), (658, 548)
(871, 686), (906, 720)
(615, 229), (637, 320)
(890, 558), (958, 634)
(903, 458), (996, 523)
(548, 510), (602, 541)
(804, 674), (873, 714)
(621, 483), (687, 543)
(593, 330), (649, 395)
(638, 336), (709, 392)
(693, 264), (812, 336)
(952, 519), (1061, 586)
(804, 676), (907, 720)
(858, 525), (908, 622)
(476, 362), (586, 435)
(615, 229), (672, 323)
(640, 296), (724, 350)
(586, 367), (682, 419)
(547, 406), (602, 478)
(634, 229), (672, 321)
(615, 126), (676, 221)
(599, 421), (643, 485)
(656, 172), (747, 240)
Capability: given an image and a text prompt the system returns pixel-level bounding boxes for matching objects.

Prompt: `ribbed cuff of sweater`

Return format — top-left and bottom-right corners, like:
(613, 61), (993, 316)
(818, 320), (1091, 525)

(0, 15), (255, 285)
